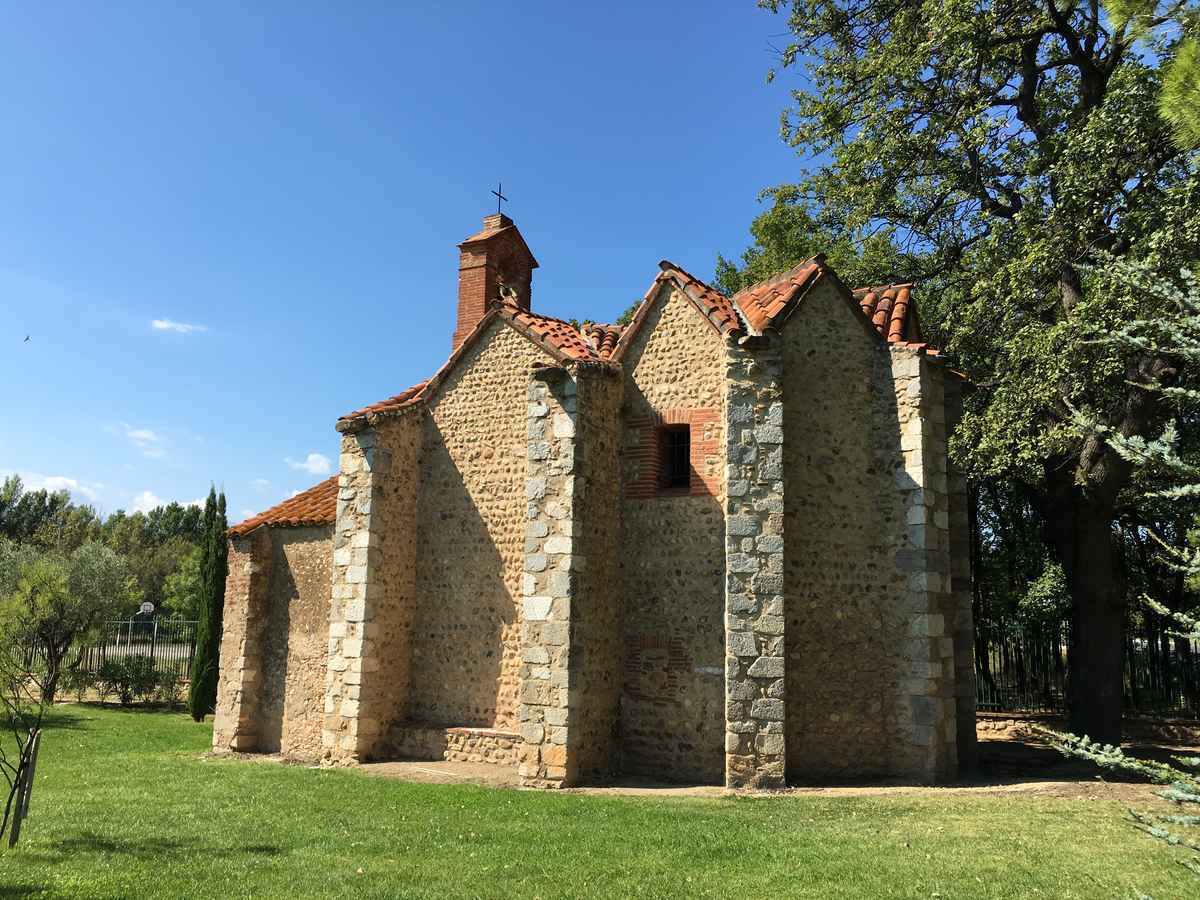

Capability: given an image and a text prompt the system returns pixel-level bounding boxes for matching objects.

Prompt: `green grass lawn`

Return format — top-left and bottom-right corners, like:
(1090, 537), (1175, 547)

(0, 706), (1193, 898)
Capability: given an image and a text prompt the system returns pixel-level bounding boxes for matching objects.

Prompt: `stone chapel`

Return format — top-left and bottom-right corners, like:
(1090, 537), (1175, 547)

(214, 211), (976, 789)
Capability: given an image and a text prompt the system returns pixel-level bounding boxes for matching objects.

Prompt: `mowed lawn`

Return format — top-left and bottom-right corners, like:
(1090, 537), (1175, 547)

(0, 707), (1193, 898)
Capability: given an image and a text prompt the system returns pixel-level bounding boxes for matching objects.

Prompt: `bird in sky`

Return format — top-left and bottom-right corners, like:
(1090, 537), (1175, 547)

(23, 334), (30, 342)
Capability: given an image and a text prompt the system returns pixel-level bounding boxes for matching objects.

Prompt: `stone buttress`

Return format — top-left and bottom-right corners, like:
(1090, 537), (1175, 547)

(888, 346), (959, 782)
(722, 334), (787, 789)
(518, 362), (622, 787)
(322, 409), (423, 762)
(212, 528), (273, 752)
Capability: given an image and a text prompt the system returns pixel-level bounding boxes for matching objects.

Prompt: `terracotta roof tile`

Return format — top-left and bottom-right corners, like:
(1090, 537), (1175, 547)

(732, 259), (825, 333)
(582, 322), (623, 360)
(498, 302), (603, 363)
(854, 284), (917, 344)
(338, 380), (428, 426)
(732, 260), (926, 347)
(659, 261), (744, 337)
(229, 477), (338, 536)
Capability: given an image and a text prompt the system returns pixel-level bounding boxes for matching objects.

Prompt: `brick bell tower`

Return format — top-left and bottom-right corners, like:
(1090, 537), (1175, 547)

(453, 213), (539, 351)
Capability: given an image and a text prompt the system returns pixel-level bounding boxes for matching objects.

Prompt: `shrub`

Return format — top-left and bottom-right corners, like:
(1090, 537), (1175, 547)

(155, 672), (183, 710)
(98, 656), (158, 706)
(58, 667), (94, 702)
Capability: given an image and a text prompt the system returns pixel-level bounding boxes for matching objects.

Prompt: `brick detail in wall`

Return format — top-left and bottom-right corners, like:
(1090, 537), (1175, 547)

(212, 529), (273, 753)
(623, 407), (720, 499)
(723, 339), (787, 789)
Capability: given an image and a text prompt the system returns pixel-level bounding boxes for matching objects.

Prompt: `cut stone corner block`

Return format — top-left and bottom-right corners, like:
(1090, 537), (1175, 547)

(212, 528), (273, 754)
(723, 336), (787, 790)
(518, 366), (580, 789)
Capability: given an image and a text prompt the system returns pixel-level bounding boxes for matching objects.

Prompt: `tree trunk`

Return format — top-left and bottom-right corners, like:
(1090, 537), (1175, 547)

(1039, 478), (1126, 743)
(1068, 546), (1125, 742)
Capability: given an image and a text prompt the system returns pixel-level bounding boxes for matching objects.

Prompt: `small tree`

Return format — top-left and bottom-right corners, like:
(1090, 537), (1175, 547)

(0, 542), (137, 704)
(0, 539), (135, 846)
(188, 488), (227, 721)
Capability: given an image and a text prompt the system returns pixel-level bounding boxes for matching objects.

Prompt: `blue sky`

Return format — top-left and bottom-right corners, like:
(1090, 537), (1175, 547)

(0, 1), (801, 522)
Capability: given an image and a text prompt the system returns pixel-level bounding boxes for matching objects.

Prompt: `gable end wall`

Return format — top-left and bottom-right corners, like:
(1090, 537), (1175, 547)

(412, 319), (556, 729)
(619, 284), (728, 782)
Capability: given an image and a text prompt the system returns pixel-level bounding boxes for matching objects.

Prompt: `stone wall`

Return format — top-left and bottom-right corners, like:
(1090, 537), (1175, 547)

(619, 284), (727, 783)
(386, 724), (520, 768)
(780, 282), (905, 780)
(213, 529), (272, 752)
(567, 366), (623, 781)
(412, 321), (552, 729)
(256, 525), (333, 759)
(323, 410), (422, 761)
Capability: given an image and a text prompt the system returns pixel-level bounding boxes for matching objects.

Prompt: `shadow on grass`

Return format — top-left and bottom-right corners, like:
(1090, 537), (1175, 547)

(58, 702), (190, 717)
(0, 886), (48, 897)
(27, 833), (281, 862)
(0, 709), (87, 734)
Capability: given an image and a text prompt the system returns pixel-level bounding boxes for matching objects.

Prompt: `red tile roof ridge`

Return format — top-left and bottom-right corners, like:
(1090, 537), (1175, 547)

(497, 301), (606, 364)
(731, 257), (826, 334)
(337, 299), (614, 435)
(337, 380), (429, 429)
(582, 322), (623, 360)
(853, 283), (921, 345)
(657, 260), (746, 338)
(229, 476), (338, 537)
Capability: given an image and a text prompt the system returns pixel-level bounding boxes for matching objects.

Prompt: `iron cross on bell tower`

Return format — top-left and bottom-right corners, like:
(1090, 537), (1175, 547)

(491, 182), (508, 215)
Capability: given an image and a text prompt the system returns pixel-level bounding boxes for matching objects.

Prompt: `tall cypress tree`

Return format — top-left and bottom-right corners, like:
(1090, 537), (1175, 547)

(189, 486), (225, 721)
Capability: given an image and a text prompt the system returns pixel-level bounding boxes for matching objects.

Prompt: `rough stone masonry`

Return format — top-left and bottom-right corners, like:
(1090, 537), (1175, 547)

(214, 211), (975, 789)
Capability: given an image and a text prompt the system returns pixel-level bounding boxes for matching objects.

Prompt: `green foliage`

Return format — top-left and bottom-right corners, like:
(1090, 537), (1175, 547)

(749, 0), (1199, 488)
(1102, 0), (1200, 150)
(97, 656), (159, 707)
(713, 190), (915, 298)
(189, 488), (227, 721)
(161, 547), (202, 620)
(1161, 36), (1200, 149)
(0, 542), (139, 702)
(154, 672), (183, 710)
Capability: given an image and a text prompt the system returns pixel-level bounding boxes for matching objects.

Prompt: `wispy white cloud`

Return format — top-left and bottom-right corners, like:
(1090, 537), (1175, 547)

(121, 423), (166, 459)
(240, 509), (256, 519)
(151, 319), (207, 334)
(251, 478), (271, 490)
(286, 453), (331, 476)
(185, 498), (204, 509)
(290, 489), (303, 497)
(131, 490), (163, 513)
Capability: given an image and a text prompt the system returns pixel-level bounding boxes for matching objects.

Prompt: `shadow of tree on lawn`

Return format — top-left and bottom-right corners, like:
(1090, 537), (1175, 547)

(27, 832), (281, 862)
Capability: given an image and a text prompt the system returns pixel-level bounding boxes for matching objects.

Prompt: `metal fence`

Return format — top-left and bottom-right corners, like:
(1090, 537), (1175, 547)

(976, 622), (1200, 717)
(72, 618), (198, 681)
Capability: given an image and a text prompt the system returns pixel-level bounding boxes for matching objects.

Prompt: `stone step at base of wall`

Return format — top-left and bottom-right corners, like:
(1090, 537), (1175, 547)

(380, 721), (520, 768)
